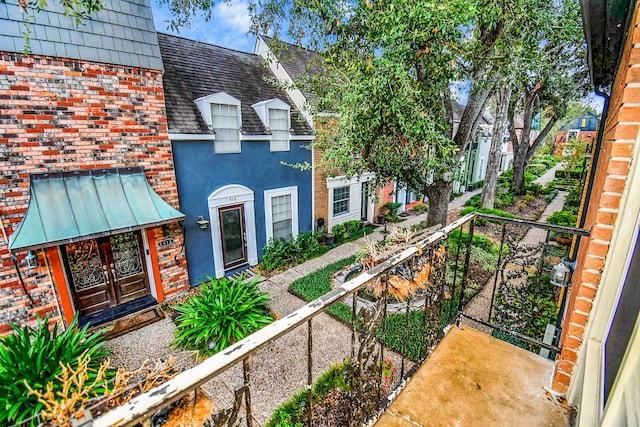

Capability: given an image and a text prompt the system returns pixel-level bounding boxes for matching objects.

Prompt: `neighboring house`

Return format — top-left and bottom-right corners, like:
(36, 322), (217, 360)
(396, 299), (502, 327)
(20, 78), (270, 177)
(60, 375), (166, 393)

(0, 0), (189, 331)
(551, 0), (640, 424)
(159, 33), (315, 282)
(255, 35), (391, 231)
(553, 113), (599, 156)
(449, 101), (511, 194)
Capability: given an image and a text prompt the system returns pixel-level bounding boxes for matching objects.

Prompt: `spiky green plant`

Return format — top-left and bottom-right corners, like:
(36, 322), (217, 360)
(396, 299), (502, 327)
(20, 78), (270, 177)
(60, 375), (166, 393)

(171, 275), (272, 356)
(0, 316), (111, 426)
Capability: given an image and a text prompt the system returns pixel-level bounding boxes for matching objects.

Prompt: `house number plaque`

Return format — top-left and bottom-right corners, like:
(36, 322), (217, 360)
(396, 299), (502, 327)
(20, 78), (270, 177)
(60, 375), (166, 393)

(158, 237), (175, 248)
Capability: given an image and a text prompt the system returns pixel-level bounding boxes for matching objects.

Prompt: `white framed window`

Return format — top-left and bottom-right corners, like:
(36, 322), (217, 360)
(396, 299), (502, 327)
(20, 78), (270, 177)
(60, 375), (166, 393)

(264, 186), (298, 241)
(269, 108), (290, 152)
(333, 186), (350, 217)
(194, 92), (242, 154)
(252, 98), (291, 151)
(211, 103), (241, 153)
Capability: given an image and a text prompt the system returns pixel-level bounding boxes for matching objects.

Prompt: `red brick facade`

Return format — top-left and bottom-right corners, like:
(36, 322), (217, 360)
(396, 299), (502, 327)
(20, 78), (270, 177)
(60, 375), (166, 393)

(0, 52), (189, 330)
(552, 5), (640, 393)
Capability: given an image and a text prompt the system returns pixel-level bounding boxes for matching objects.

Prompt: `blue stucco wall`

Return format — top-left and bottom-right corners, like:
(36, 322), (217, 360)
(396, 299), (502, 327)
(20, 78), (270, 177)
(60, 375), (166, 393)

(172, 139), (313, 285)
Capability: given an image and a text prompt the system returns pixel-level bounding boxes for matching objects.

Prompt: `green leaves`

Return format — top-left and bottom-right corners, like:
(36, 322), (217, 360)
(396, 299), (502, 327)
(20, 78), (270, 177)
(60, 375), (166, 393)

(171, 275), (272, 357)
(0, 316), (111, 426)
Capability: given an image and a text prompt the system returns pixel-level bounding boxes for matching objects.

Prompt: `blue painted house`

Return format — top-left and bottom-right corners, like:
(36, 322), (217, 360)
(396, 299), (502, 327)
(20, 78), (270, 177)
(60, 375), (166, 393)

(158, 33), (315, 283)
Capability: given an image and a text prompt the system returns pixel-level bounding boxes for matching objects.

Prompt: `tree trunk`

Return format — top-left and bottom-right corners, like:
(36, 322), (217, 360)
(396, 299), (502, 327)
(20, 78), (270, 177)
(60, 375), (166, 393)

(481, 86), (511, 209)
(512, 148), (528, 194)
(424, 178), (454, 227)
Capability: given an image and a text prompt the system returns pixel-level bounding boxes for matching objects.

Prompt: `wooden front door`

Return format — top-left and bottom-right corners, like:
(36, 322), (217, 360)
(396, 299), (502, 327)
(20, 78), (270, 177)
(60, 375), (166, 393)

(219, 204), (248, 269)
(63, 231), (151, 316)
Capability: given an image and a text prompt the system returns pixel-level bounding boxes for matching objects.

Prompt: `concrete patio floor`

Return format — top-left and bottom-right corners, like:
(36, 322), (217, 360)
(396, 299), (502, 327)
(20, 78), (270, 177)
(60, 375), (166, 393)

(376, 326), (569, 427)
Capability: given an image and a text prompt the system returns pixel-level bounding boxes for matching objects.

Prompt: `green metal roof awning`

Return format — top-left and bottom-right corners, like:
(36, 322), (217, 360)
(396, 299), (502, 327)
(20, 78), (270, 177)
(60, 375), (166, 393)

(9, 167), (185, 252)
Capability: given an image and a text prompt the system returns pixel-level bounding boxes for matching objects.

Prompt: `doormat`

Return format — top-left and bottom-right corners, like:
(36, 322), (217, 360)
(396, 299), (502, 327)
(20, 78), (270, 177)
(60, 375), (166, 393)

(104, 306), (165, 340)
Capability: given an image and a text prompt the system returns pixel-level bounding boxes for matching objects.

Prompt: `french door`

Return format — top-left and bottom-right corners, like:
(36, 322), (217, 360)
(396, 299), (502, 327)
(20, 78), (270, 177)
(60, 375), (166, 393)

(63, 231), (150, 316)
(219, 204), (248, 269)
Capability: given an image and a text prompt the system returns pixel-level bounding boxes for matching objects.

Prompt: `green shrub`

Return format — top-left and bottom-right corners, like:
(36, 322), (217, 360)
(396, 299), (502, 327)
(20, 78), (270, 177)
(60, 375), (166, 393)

(383, 202), (402, 221)
(464, 194), (481, 207)
(545, 188), (559, 203)
(171, 275), (272, 356)
(265, 362), (351, 427)
(448, 229), (495, 253)
(342, 220), (361, 236)
(410, 201), (428, 214)
(494, 192), (515, 209)
(546, 210), (578, 228)
(0, 316), (112, 426)
(331, 223), (345, 239)
(261, 231), (322, 271)
(565, 185), (583, 210)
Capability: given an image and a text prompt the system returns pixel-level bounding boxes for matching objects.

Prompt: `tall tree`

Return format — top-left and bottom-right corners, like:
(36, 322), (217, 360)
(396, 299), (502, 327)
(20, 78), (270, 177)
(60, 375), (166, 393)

(251, 0), (543, 226)
(481, 86), (511, 209)
(506, 0), (589, 194)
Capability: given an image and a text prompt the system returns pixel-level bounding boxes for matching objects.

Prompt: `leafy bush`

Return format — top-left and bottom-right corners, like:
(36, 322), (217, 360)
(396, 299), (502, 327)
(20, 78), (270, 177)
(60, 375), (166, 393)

(564, 185), (583, 212)
(171, 275), (272, 356)
(331, 223), (345, 238)
(448, 229), (495, 253)
(261, 231), (322, 271)
(383, 202), (402, 221)
(545, 188), (559, 203)
(0, 316), (111, 426)
(546, 210), (578, 228)
(464, 194), (481, 207)
(342, 220), (361, 236)
(265, 362), (351, 427)
(494, 191), (516, 209)
(410, 201), (428, 214)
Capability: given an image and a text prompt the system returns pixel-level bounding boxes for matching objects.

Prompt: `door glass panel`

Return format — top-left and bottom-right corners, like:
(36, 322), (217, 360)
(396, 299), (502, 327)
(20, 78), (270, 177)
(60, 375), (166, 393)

(65, 240), (106, 291)
(221, 208), (244, 264)
(110, 232), (143, 280)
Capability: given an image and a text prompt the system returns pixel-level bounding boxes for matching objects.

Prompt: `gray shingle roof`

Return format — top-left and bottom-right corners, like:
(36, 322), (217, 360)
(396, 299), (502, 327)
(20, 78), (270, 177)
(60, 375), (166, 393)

(260, 35), (324, 102)
(158, 33), (314, 136)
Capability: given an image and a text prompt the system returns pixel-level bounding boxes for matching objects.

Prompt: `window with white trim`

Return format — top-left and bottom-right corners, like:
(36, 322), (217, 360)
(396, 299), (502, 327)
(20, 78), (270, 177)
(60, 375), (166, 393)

(264, 187), (298, 241)
(211, 103), (241, 153)
(333, 186), (350, 217)
(269, 108), (290, 152)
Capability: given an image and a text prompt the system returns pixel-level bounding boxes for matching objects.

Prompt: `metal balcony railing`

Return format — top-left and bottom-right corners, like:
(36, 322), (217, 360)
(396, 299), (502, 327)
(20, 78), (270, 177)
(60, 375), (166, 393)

(45, 212), (588, 427)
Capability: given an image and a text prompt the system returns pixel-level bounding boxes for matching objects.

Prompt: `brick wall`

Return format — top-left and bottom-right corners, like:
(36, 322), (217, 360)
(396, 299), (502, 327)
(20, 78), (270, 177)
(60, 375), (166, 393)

(552, 5), (640, 393)
(0, 52), (189, 329)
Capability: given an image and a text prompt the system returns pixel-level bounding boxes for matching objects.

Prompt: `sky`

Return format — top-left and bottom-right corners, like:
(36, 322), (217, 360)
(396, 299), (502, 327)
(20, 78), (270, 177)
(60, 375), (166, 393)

(151, 0), (257, 53)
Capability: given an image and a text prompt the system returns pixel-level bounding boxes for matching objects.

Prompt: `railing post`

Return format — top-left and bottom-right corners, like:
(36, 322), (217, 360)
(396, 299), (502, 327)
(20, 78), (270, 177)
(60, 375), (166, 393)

(379, 273), (389, 404)
(307, 319), (313, 427)
(488, 223), (507, 323)
(349, 289), (357, 426)
(421, 246), (435, 359)
(457, 219), (475, 315)
(243, 358), (252, 427)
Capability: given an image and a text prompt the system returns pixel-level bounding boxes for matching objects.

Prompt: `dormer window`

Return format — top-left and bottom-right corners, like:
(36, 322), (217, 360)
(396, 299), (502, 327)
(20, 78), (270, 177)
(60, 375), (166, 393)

(194, 92), (242, 154)
(211, 103), (240, 153)
(253, 98), (291, 152)
(269, 108), (289, 152)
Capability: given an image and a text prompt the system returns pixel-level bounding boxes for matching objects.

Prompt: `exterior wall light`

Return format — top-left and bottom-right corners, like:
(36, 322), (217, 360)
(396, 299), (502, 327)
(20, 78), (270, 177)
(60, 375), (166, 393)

(25, 250), (38, 269)
(551, 259), (573, 287)
(197, 216), (210, 230)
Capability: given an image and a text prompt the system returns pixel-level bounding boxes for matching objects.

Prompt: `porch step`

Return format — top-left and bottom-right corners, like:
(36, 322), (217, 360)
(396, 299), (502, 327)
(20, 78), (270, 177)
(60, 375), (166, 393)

(227, 267), (264, 283)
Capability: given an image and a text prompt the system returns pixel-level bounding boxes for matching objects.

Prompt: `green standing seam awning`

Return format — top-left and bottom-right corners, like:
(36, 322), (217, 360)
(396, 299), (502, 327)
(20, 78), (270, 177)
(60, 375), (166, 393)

(9, 167), (185, 252)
